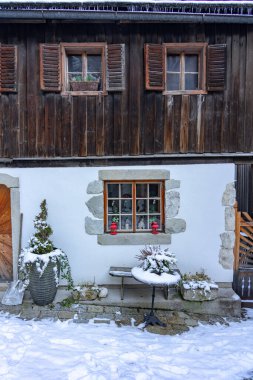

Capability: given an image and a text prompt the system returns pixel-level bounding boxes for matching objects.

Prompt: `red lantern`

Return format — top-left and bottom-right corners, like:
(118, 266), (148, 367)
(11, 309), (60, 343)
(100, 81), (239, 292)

(110, 222), (118, 235)
(151, 221), (159, 234)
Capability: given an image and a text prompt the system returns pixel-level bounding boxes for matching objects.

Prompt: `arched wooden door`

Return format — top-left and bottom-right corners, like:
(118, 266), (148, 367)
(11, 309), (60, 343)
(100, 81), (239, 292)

(0, 184), (12, 280)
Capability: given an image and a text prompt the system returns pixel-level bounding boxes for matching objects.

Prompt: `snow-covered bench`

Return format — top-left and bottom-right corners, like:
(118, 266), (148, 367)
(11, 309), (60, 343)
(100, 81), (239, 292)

(109, 266), (169, 300)
(109, 266), (133, 300)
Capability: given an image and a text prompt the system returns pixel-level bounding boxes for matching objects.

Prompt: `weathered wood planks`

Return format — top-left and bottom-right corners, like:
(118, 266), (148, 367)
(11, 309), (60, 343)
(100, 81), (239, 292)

(0, 23), (251, 159)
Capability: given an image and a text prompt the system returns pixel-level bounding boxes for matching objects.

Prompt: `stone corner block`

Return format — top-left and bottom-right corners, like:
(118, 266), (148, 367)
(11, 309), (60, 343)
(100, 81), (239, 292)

(225, 207), (235, 231)
(86, 195), (103, 219)
(165, 218), (186, 234)
(165, 191), (180, 218)
(222, 182), (236, 207)
(85, 216), (104, 235)
(165, 179), (180, 190)
(219, 248), (234, 269)
(87, 180), (103, 194)
(220, 232), (235, 249)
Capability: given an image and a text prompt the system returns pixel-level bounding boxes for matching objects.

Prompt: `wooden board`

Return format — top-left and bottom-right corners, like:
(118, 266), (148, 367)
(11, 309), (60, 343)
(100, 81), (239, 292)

(0, 185), (12, 280)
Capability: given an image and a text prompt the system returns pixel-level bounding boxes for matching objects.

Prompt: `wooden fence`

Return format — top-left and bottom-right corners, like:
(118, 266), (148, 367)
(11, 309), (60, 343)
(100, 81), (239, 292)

(233, 203), (253, 300)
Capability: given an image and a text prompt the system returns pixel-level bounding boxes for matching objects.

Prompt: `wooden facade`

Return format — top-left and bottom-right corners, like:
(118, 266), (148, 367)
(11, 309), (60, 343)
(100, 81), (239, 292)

(0, 22), (252, 160)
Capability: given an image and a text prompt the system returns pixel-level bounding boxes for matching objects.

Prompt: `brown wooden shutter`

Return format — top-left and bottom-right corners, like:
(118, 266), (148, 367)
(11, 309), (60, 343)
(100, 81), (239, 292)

(106, 44), (125, 91)
(40, 44), (61, 92)
(207, 44), (226, 92)
(145, 44), (165, 91)
(0, 44), (17, 93)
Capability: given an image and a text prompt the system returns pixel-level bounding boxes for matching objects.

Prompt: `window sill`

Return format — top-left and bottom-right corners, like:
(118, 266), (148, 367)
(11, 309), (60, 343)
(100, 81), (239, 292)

(98, 233), (171, 245)
(62, 90), (107, 97)
(163, 90), (207, 96)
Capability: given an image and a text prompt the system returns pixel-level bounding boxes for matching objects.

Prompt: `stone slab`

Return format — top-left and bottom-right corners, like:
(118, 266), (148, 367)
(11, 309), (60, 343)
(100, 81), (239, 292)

(99, 169), (170, 181)
(98, 232), (171, 245)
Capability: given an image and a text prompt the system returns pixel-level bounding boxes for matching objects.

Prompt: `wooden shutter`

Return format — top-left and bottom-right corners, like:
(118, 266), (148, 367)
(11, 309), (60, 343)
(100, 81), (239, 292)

(207, 44), (226, 91)
(145, 44), (165, 91)
(0, 44), (17, 93)
(40, 44), (61, 92)
(106, 44), (125, 91)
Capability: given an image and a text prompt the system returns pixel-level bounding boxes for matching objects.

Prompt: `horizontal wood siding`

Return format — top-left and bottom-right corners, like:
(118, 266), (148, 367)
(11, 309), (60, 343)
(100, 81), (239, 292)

(0, 23), (252, 159)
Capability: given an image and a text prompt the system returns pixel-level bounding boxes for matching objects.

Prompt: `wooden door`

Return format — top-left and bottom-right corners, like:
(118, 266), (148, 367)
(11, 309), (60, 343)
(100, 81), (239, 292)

(0, 185), (12, 280)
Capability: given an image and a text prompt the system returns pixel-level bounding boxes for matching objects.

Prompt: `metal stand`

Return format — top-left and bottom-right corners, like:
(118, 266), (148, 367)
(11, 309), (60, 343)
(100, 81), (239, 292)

(144, 286), (167, 327)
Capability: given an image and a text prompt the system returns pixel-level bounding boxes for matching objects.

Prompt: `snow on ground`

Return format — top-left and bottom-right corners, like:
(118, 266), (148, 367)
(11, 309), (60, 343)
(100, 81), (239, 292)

(1, 310), (253, 380)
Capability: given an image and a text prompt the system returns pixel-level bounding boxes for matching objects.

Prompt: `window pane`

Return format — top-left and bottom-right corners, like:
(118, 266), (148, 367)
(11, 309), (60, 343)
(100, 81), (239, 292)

(121, 184), (132, 198)
(149, 199), (160, 213)
(121, 199), (132, 214)
(136, 199), (147, 213)
(185, 55), (198, 73)
(185, 74), (198, 90)
(87, 55), (101, 80)
(149, 184), (159, 197)
(167, 73), (180, 91)
(68, 55), (82, 73)
(136, 215), (148, 230)
(108, 200), (119, 214)
(167, 55), (180, 72)
(121, 216), (132, 230)
(136, 184), (147, 198)
(107, 184), (119, 198)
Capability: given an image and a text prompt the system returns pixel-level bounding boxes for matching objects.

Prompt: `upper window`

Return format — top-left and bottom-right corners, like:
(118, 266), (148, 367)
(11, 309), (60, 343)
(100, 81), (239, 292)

(40, 43), (125, 95)
(104, 181), (164, 233)
(145, 43), (226, 94)
(165, 43), (206, 94)
(63, 44), (105, 94)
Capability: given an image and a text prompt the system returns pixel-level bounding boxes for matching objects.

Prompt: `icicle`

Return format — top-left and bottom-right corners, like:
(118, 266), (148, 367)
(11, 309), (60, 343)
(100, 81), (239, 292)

(241, 277), (245, 297)
(248, 277), (251, 298)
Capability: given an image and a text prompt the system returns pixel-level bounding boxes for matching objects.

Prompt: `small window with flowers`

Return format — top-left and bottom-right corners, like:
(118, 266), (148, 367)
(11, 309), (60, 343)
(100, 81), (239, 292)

(104, 181), (164, 233)
(62, 43), (106, 94)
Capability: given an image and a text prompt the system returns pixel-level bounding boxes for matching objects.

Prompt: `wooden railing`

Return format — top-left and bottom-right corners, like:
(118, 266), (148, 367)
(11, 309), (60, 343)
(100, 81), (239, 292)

(233, 203), (253, 300)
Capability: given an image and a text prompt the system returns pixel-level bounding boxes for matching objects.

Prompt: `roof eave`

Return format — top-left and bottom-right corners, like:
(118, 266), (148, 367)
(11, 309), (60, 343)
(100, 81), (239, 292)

(0, 10), (253, 23)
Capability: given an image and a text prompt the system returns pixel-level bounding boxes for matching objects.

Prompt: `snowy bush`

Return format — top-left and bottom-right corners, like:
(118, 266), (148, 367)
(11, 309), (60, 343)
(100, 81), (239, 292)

(19, 199), (73, 290)
(137, 245), (177, 275)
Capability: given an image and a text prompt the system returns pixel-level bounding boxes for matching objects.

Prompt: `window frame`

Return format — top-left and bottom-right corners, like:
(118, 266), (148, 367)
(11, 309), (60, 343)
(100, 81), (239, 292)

(61, 42), (107, 96)
(163, 42), (207, 95)
(104, 180), (165, 234)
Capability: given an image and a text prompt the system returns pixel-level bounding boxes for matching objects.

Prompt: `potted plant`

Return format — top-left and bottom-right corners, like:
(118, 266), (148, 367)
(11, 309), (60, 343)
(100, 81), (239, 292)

(136, 245), (179, 276)
(19, 200), (73, 306)
(70, 73), (99, 91)
(179, 271), (219, 301)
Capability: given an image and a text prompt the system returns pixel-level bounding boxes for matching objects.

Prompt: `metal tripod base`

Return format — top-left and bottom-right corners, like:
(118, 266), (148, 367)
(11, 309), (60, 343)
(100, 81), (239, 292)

(144, 312), (167, 327)
(144, 286), (167, 327)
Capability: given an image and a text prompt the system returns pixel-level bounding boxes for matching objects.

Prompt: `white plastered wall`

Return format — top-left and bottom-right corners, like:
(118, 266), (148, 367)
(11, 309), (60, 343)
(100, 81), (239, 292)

(0, 163), (234, 284)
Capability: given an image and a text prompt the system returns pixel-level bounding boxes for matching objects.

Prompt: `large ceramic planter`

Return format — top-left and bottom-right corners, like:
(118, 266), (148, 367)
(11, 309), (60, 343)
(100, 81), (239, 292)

(180, 281), (219, 302)
(29, 260), (60, 306)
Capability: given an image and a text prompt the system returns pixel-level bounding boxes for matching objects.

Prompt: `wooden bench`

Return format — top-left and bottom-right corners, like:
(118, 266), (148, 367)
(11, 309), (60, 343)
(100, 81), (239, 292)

(109, 266), (169, 300)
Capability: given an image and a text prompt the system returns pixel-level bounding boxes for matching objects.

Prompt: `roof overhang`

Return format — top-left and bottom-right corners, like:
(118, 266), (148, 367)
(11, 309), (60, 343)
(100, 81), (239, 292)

(0, 1), (253, 23)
